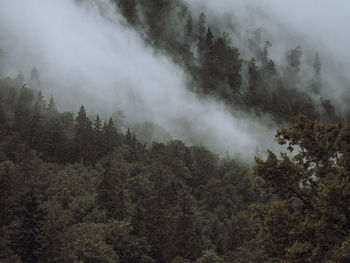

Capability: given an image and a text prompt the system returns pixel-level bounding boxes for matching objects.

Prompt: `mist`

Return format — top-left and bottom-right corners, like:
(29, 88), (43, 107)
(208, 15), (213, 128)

(0, 0), (279, 161)
(185, 0), (350, 110)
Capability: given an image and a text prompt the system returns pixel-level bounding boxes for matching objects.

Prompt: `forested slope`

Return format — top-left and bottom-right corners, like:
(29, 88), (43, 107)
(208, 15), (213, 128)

(1, 0), (350, 262)
(113, 0), (346, 124)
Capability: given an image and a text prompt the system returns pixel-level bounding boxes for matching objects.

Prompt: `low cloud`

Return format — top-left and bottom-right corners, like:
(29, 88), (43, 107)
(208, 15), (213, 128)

(0, 0), (279, 161)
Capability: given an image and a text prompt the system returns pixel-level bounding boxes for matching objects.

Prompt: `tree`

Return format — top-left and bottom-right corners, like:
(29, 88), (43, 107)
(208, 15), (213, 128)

(313, 52), (321, 80)
(103, 118), (119, 154)
(115, 0), (138, 25)
(43, 117), (66, 162)
(46, 96), (58, 118)
(253, 115), (350, 261)
(74, 105), (94, 165)
(63, 223), (119, 263)
(29, 67), (40, 90)
(195, 250), (223, 263)
(173, 190), (202, 261)
(27, 104), (44, 150)
(261, 41), (272, 65)
(246, 57), (261, 108)
(310, 52), (322, 93)
(0, 105), (7, 130)
(286, 46), (303, 73)
(143, 165), (180, 262)
(14, 85), (34, 134)
(10, 190), (46, 263)
(97, 150), (130, 220)
(206, 27), (214, 48)
(185, 16), (193, 37)
(15, 72), (25, 87)
(198, 13), (206, 38)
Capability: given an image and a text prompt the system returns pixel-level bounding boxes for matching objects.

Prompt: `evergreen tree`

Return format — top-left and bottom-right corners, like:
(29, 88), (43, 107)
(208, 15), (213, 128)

(246, 57), (261, 108)
(14, 85), (34, 135)
(10, 191), (45, 263)
(29, 67), (40, 90)
(74, 105), (94, 165)
(27, 104), (43, 150)
(185, 16), (193, 37)
(0, 105), (7, 130)
(286, 46), (302, 73)
(34, 91), (45, 112)
(205, 27), (214, 48)
(313, 52), (321, 79)
(46, 96), (58, 118)
(97, 150), (130, 220)
(173, 190), (202, 261)
(198, 12), (206, 38)
(103, 118), (119, 153)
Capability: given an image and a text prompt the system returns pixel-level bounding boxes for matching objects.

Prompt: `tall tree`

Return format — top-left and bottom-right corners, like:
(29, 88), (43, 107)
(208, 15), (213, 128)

(74, 105), (94, 165)
(29, 67), (40, 90)
(97, 150), (130, 220)
(313, 52), (321, 80)
(14, 85), (34, 135)
(286, 46), (303, 73)
(10, 191), (46, 263)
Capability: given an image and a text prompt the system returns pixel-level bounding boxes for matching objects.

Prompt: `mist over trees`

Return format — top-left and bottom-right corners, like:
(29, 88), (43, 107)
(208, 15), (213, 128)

(0, 0), (350, 262)
(113, 0), (347, 125)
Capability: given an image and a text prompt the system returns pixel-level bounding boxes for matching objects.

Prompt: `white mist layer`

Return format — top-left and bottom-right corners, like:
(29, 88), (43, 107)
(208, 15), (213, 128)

(185, 0), (350, 110)
(0, 0), (278, 161)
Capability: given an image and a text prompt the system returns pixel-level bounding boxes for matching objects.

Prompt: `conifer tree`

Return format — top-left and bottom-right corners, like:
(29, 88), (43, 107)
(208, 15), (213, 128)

(29, 67), (40, 90)
(10, 191), (45, 263)
(97, 150), (130, 220)
(14, 85), (34, 135)
(74, 105), (93, 164)
(46, 96), (58, 118)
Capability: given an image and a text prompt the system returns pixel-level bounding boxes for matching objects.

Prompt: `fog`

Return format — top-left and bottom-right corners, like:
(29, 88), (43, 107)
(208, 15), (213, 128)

(0, 0), (279, 161)
(185, 0), (350, 110)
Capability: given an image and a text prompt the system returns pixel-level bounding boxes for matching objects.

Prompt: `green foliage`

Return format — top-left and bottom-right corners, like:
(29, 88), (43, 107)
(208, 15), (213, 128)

(0, 5), (347, 259)
(195, 250), (223, 263)
(253, 115), (350, 261)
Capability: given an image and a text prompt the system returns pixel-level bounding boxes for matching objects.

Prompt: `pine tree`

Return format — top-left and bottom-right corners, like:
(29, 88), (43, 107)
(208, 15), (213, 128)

(286, 46), (302, 73)
(97, 151), (130, 220)
(246, 57), (261, 108)
(46, 96), (58, 118)
(74, 105), (93, 165)
(0, 105), (7, 130)
(313, 52), (321, 79)
(35, 91), (46, 112)
(102, 118), (119, 153)
(206, 27), (214, 48)
(29, 67), (40, 90)
(14, 85), (34, 135)
(10, 191), (45, 263)
(28, 104), (43, 150)
(185, 16), (193, 37)
(173, 191), (202, 261)
(198, 13), (206, 38)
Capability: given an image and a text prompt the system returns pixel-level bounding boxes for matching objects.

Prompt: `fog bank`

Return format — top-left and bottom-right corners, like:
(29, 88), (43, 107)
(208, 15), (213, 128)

(185, 0), (350, 110)
(0, 0), (278, 160)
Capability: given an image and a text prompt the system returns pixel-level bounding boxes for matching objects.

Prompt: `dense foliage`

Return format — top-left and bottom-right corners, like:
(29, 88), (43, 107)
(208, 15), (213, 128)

(1, 68), (350, 262)
(0, 79), (258, 262)
(1, 1), (350, 262)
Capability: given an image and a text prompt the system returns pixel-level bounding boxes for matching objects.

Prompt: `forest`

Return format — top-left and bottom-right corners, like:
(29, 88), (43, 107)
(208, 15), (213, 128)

(1, 0), (350, 262)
